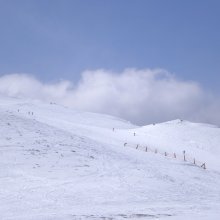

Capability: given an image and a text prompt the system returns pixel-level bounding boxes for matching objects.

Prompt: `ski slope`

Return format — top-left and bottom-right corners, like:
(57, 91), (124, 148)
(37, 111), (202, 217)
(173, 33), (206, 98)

(0, 97), (220, 220)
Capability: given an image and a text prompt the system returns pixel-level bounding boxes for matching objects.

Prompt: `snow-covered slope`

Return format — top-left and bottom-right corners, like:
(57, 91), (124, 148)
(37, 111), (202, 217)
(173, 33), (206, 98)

(1, 97), (220, 220)
(118, 119), (220, 171)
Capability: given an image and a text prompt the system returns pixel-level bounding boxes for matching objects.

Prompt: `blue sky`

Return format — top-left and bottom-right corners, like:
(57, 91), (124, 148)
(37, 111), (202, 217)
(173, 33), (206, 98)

(0, 0), (219, 91)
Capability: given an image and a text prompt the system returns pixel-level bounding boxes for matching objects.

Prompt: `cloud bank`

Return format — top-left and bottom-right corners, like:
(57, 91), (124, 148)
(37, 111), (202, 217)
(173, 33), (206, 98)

(0, 69), (219, 125)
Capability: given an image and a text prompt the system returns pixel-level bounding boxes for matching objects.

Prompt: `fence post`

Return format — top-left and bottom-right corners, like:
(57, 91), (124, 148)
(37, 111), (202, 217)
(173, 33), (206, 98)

(201, 163), (206, 169)
(145, 146), (148, 152)
(165, 152), (167, 156)
(183, 150), (186, 161)
(193, 158), (196, 164)
(124, 143), (127, 147)
(155, 149), (157, 154)
(174, 153), (176, 158)
(136, 144), (139, 149)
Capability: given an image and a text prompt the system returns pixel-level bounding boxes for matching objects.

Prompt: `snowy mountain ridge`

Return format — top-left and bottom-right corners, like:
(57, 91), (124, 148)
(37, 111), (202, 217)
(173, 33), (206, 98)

(0, 97), (220, 220)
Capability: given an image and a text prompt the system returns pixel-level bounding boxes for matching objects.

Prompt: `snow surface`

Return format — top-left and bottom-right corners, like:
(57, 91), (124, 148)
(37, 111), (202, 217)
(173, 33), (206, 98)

(0, 97), (220, 220)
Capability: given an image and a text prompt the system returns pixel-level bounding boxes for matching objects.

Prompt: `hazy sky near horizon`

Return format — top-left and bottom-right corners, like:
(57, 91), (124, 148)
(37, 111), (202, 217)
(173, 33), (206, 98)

(0, 0), (220, 125)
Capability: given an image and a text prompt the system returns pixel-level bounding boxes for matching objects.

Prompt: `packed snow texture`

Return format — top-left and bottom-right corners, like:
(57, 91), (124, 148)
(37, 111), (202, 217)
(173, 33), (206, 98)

(0, 97), (220, 220)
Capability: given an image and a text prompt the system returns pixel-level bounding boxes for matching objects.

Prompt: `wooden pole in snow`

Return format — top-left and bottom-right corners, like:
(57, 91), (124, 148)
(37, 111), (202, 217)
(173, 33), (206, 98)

(201, 163), (206, 169)
(183, 150), (186, 161)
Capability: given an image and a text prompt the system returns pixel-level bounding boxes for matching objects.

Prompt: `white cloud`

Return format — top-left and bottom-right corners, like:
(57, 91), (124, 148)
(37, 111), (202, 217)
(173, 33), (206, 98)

(0, 69), (219, 125)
